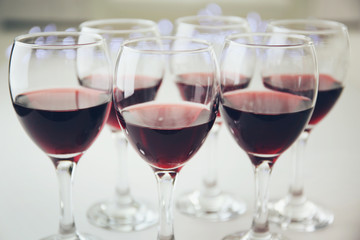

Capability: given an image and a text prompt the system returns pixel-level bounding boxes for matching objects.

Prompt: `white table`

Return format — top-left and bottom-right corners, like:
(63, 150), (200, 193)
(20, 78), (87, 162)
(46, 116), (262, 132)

(0, 28), (359, 240)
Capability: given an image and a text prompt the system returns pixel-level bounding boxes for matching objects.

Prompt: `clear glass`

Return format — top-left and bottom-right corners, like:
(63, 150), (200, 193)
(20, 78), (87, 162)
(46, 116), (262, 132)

(80, 18), (159, 231)
(267, 19), (350, 232)
(113, 36), (219, 240)
(219, 33), (318, 240)
(9, 32), (112, 240)
(174, 15), (250, 222)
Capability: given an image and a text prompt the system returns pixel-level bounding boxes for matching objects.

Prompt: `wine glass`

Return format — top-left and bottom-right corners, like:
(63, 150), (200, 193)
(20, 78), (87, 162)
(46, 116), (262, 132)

(9, 31), (112, 240)
(113, 36), (219, 240)
(220, 32), (318, 240)
(80, 18), (159, 231)
(266, 19), (350, 232)
(174, 15), (250, 221)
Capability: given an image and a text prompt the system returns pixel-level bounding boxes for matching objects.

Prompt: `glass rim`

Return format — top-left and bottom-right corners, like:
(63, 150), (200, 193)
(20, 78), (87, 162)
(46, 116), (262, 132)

(121, 36), (215, 54)
(175, 15), (249, 29)
(267, 18), (348, 35)
(79, 18), (158, 34)
(225, 32), (315, 49)
(14, 31), (106, 49)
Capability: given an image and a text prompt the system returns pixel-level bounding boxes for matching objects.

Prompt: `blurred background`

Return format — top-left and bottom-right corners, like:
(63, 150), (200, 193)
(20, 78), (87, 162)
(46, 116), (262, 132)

(0, 0), (359, 57)
(0, 0), (359, 64)
(0, 0), (359, 52)
(0, 0), (360, 31)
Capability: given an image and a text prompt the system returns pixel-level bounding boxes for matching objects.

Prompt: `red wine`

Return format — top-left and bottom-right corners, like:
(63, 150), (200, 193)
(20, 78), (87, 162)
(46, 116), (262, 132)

(176, 73), (250, 102)
(221, 91), (313, 166)
(81, 75), (162, 131)
(13, 88), (111, 161)
(176, 72), (216, 104)
(263, 74), (343, 129)
(118, 102), (216, 170)
(112, 76), (162, 132)
(176, 72), (249, 128)
(221, 74), (251, 93)
(263, 74), (316, 98)
(106, 101), (122, 131)
(308, 74), (343, 127)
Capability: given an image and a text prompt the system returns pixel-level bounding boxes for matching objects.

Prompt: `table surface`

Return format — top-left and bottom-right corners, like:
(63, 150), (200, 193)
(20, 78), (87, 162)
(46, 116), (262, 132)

(0, 28), (359, 240)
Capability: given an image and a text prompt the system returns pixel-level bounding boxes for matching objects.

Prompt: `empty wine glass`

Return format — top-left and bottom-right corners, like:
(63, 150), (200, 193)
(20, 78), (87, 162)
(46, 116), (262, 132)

(113, 36), (219, 240)
(174, 15), (250, 222)
(9, 31), (112, 240)
(80, 18), (159, 231)
(220, 33), (318, 240)
(267, 19), (350, 232)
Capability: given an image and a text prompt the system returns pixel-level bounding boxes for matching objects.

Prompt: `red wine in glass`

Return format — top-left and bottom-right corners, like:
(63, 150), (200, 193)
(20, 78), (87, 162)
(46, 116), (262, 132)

(263, 74), (343, 130)
(9, 31), (113, 240)
(117, 102), (216, 170)
(13, 88), (110, 162)
(264, 19), (350, 233)
(221, 90), (313, 166)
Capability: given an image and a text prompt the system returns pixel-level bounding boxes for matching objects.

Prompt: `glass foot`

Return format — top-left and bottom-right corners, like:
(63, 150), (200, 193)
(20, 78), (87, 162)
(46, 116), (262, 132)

(41, 232), (100, 240)
(223, 230), (287, 240)
(268, 197), (334, 232)
(176, 190), (246, 222)
(87, 198), (158, 232)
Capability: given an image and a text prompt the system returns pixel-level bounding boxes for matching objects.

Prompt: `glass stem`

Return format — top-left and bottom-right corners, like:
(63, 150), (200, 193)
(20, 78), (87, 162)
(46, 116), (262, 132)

(112, 131), (133, 204)
(201, 125), (221, 197)
(289, 131), (310, 204)
(251, 161), (272, 238)
(154, 171), (177, 240)
(55, 160), (77, 236)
